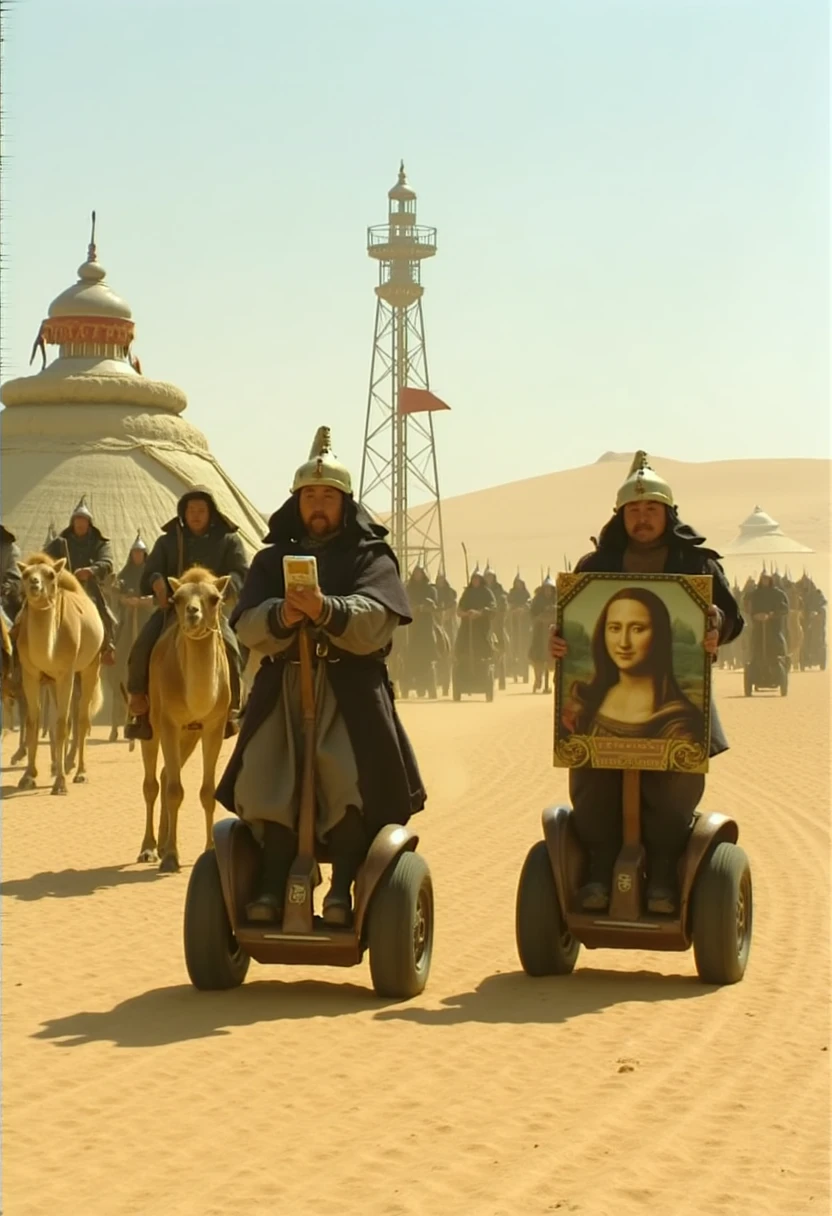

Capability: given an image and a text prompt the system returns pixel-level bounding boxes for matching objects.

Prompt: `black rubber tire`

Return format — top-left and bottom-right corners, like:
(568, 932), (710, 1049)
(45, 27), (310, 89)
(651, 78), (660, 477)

(368, 851), (433, 999)
(692, 842), (752, 985)
(780, 665), (789, 696)
(515, 841), (579, 977)
(452, 669), (462, 701)
(184, 849), (250, 990)
(743, 667), (753, 697)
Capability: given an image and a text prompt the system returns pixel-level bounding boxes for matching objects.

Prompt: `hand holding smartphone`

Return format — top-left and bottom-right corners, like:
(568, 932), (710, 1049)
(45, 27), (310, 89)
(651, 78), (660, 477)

(283, 556), (319, 591)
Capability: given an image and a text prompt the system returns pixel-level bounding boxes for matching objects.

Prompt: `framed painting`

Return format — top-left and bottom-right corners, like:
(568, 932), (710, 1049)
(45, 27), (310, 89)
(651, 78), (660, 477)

(553, 572), (713, 774)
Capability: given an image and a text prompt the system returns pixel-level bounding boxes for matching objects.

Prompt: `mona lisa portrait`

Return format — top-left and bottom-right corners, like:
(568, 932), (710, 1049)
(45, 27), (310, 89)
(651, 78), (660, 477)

(554, 573), (712, 773)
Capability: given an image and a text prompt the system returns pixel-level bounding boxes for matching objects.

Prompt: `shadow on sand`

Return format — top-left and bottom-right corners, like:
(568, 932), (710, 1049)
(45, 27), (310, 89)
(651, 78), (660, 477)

(374, 967), (715, 1027)
(0, 863), (171, 902)
(33, 979), (395, 1048)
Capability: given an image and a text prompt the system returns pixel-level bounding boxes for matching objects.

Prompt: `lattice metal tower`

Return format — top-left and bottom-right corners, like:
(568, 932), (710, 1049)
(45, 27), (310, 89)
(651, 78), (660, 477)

(360, 163), (448, 578)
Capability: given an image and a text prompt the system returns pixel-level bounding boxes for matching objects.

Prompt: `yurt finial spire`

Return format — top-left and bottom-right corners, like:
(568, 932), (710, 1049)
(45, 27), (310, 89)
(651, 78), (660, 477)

(88, 210), (97, 264)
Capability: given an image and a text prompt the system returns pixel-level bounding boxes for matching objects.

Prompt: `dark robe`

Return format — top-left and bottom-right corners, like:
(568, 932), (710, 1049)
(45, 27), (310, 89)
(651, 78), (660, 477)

(45, 523), (116, 633)
(435, 578), (458, 611)
(748, 583), (789, 661)
(216, 496), (426, 836)
(0, 526), (22, 616)
(573, 508), (743, 757)
(46, 525), (114, 583)
(406, 577), (440, 679)
(507, 582), (530, 609)
(141, 517), (248, 598)
(455, 581), (496, 662)
(529, 588), (557, 664)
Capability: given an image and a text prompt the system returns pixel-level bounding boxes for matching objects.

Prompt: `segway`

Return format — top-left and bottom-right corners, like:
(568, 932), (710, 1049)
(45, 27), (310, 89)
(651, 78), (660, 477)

(183, 625), (434, 999)
(516, 768), (752, 985)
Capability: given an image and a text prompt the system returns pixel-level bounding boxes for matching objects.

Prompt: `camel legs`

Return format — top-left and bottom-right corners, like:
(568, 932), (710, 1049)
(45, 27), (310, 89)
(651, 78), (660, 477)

(198, 725), (224, 853)
(49, 674), (75, 796)
(158, 727), (204, 873)
(18, 672), (42, 790)
(11, 684), (28, 765)
(138, 734), (162, 862)
(71, 661), (100, 784)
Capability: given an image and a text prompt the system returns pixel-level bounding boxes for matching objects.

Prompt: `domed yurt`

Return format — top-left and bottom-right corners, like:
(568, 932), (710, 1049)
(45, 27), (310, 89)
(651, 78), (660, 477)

(1, 218), (265, 563)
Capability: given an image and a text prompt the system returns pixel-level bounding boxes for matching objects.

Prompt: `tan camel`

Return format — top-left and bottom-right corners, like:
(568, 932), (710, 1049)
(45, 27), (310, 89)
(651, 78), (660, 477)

(16, 554), (104, 795)
(138, 567), (231, 873)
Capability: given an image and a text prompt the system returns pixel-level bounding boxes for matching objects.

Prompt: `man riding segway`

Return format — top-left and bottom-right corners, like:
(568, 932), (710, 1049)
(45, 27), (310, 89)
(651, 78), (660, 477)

(548, 451), (744, 915)
(215, 426), (426, 929)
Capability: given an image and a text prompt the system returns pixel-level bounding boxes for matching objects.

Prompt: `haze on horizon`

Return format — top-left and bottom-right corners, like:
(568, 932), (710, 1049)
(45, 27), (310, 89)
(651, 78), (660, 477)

(1, 0), (828, 511)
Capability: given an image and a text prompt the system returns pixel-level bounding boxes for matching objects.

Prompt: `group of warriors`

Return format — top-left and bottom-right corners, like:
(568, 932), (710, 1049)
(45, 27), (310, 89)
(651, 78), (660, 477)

(718, 568), (827, 675)
(0, 439), (827, 927)
(392, 561), (561, 701)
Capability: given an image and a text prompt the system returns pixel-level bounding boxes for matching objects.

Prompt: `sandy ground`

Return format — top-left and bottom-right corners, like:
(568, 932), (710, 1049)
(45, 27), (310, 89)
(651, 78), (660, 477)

(1, 667), (829, 1216)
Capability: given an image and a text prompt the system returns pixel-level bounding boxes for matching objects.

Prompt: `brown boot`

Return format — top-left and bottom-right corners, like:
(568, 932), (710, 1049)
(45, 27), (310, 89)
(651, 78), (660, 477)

(125, 693), (152, 742)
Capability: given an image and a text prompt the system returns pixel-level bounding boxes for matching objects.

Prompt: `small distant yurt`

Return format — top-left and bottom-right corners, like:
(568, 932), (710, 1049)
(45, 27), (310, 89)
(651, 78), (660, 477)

(0, 219), (266, 562)
(720, 506), (814, 585)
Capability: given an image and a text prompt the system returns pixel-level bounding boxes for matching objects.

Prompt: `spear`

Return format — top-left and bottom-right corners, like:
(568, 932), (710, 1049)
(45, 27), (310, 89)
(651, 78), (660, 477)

(461, 542), (470, 585)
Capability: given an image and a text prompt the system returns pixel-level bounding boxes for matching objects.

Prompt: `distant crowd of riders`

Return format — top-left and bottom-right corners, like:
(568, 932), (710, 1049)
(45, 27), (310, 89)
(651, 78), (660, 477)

(1, 501), (827, 738)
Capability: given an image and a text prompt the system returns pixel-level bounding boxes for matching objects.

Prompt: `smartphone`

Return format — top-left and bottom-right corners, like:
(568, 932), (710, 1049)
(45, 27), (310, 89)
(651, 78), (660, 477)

(283, 555), (319, 589)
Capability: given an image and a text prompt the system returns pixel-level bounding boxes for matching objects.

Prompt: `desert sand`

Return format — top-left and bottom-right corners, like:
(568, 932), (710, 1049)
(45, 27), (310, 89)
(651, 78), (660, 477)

(1, 671), (829, 1216)
(2, 456), (830, 1216)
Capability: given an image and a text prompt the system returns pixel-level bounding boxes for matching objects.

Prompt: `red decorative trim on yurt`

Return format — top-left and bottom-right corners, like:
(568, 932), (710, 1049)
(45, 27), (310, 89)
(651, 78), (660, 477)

(41, 316), (135, 346)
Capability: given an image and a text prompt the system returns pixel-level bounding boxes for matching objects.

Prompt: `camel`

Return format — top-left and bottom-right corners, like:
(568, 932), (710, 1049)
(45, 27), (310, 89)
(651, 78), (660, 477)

(137, 567), (231, 873)
(16, 554), (104, 795)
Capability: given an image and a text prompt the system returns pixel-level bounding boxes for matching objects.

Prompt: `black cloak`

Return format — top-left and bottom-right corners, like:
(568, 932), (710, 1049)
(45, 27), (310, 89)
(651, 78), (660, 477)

(215, 495), (426, 834)
(141, 487), (248, 599)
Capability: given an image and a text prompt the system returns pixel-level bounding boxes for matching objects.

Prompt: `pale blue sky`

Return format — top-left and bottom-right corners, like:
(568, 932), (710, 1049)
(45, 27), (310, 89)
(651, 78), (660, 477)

(2, 0), (828, 511)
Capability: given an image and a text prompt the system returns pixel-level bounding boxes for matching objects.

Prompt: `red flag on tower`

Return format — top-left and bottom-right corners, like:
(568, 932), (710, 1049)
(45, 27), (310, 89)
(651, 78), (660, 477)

(397, 387), (451, 415)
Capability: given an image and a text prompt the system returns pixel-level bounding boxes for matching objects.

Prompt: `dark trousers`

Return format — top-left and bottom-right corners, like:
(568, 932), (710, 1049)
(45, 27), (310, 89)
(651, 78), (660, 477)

(126, 607), (241, 709)
(568, 767), (705, 865)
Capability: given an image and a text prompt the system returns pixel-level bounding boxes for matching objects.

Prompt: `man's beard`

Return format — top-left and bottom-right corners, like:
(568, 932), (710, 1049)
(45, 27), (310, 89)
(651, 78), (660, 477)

(305, 515), (339, 538)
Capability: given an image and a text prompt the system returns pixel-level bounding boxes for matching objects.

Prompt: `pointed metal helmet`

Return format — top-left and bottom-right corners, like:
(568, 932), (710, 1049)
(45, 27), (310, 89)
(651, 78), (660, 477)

(543, 566), (556, 589)
(484, 558), (495, 577)
(130, 531), (148, 553)
(291, 426), (352, 495)
(615, 451), (674, 510)
(70, 495), (94, 523)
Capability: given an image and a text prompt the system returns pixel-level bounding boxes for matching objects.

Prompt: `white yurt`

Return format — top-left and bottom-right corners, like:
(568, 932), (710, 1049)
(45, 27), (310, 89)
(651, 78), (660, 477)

(1, 220), (266, 563)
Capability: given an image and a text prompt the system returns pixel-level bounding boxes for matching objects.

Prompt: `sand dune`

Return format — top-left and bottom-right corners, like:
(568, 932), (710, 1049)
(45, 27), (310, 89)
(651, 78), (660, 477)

(2, 663), (829, 1215)
(436, 455), (830, 590)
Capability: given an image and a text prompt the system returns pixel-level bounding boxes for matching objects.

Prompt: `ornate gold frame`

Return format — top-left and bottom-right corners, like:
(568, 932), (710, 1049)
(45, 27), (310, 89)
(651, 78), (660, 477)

(553, 571), (713, 773)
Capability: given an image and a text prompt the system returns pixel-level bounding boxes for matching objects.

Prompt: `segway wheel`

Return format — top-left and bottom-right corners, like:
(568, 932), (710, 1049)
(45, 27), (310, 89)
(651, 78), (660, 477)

(184, 849), (250, 990)
(452, 668), (462, 701)
(368, 851), (433, 999)
(780, 666), (789, 697)
(691, 842), (752, 985)
(743, 667), (753, 697)
(515, 841), (579, 977)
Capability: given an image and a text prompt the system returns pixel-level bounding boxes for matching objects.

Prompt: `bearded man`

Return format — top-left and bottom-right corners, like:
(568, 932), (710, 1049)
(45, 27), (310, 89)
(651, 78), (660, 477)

(124, 487), (249, 740)
(45, 498), (117, 658)
(215, 428), (426, 928)
(549, 452), (743, 915)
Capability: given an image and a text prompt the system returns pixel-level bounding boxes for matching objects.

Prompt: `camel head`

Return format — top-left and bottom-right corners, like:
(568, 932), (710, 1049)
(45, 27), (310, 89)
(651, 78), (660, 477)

(19, 554), (77, 607)
(168, 568), (231, 639)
